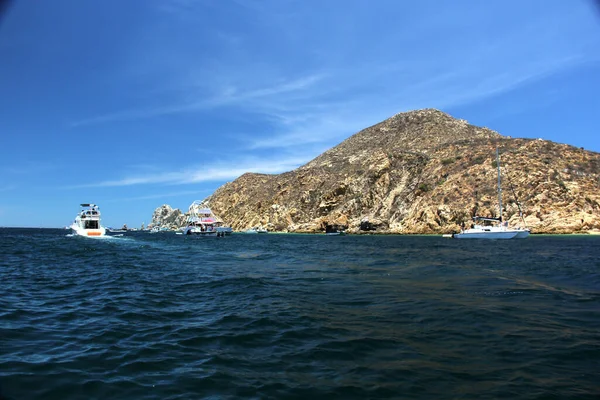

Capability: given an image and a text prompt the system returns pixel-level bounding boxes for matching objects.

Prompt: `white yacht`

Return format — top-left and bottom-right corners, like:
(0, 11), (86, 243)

(182, 200), (230, 237)
(454, 149), (530, 239)
(71, 203), (106, 237)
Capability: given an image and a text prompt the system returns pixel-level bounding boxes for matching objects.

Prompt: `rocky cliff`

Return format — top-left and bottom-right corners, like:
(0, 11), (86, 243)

(150, 204), (186, 229)
(198, 109), (600, 234)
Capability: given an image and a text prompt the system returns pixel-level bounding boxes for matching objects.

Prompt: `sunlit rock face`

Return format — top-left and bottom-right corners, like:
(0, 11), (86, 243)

(150, 204), (185, 229)
(173, 109), (600, 234)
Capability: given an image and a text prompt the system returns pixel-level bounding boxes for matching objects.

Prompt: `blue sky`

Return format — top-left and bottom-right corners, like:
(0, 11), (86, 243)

(1, 0), (599, 228)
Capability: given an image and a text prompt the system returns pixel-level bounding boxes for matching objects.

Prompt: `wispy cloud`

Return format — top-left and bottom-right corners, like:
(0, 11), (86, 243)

(247, 112), (372, 150)
(243, 56), (590, 150)
(398, 55), (590, 112)
(70, 73), (326, 127)
(66, 155), (308, 188)
(106, 189), (211, 202)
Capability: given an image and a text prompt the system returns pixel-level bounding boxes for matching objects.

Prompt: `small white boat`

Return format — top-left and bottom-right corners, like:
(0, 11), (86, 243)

(107, 228), (126, 233)
(243, 227), (268, 234)
(107, 224), (128, 234)
(325, 224), (346, 236)
(71, 203), (106, 237)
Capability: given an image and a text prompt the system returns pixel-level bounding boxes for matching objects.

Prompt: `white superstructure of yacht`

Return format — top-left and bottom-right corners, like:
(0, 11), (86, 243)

(71, 203), (106, 237)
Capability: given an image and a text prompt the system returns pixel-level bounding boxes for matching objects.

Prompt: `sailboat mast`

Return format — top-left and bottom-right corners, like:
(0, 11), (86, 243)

(497, 148), (502, 221)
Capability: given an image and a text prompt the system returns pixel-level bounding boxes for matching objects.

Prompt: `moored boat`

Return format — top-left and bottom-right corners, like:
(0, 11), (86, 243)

(243, 227), (268, 234)
(453, 149), (530, 239)
(453, 218), (521, 239)
(325, 224), (346, 236)
(71, 203), (106, 237)
(183, 200), (230, 237)
(216, 225), (233, 235)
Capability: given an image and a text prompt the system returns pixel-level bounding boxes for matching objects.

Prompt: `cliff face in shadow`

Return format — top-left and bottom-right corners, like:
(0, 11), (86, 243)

(177, 109), (600, 234)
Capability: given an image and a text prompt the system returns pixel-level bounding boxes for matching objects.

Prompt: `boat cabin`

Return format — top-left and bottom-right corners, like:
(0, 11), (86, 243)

(79, 204), (101, 229)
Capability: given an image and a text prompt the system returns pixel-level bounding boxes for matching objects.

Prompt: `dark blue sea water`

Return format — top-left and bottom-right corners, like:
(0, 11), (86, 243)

(1, 228), (599, 399)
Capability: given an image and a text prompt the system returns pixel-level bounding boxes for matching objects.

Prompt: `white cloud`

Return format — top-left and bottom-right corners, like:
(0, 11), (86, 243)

(70, 73), (325, 127)
(106, 190), (211, 202)
(67, 155), (308, 188)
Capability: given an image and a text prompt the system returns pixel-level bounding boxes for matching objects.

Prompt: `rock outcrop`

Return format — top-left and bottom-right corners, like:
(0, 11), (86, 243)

(150, 204), (186, 229)
(155, 109), (600, 234)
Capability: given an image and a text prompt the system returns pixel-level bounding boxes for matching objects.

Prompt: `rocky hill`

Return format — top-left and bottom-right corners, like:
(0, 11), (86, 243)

(199, 109), (600, 234)
(153, 109), (600, 234)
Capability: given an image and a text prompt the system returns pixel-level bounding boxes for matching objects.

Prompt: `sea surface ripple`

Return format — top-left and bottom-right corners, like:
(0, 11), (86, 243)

(1, 228), (599, 399)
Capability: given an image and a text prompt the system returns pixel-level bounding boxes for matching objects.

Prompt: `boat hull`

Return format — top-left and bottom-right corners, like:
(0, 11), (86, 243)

(71, 224), (106, 237)
(183, 227), (219, 237)
(186, 232), (218, 237)
(514, 230), (531, 239)
(72, 204), (106, 237)
(454, 231), (518, 239)
(453, 222), (530, 240)
(216, 227), (233, 235)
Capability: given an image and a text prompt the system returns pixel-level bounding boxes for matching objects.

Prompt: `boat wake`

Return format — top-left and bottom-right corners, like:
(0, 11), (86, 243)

(66, 233), (129, 241)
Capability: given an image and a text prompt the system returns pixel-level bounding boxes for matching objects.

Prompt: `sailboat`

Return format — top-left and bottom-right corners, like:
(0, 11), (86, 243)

(453, 148), (530, 239)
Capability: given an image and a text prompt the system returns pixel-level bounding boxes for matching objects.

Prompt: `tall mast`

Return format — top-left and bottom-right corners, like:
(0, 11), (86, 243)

(497, 147), (502, 221)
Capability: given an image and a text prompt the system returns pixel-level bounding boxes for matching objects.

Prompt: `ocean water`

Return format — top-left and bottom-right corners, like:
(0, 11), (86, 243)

(1, 228), (599, 400)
